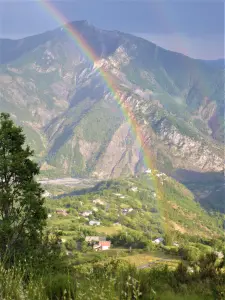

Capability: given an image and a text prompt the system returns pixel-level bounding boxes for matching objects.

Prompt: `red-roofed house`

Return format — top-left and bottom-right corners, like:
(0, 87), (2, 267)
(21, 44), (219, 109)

(93, 241), (111, 251)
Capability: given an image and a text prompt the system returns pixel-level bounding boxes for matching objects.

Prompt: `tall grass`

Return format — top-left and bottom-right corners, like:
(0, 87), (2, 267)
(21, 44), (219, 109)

(0, 264), (47, 300)
(0, 257), (224, 300)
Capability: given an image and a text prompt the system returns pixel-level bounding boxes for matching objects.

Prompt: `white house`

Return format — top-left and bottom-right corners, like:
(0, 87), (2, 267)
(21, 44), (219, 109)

(187, 267), (194, 273)
(122, 208), (133, 215)
(81, 211), (92, 217)
(130, 186), (138, 192)
(89, 220), (101, 226)
(152, 237), (164, 245)
(214, 251), (224, 259)
(145, 169), (152, 174)
(43, 190), (52, 198)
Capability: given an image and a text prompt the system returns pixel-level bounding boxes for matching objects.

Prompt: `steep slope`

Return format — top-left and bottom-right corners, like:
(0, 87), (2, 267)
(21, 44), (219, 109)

(172, 170), (225, 214)
(0, 21), (224, 178)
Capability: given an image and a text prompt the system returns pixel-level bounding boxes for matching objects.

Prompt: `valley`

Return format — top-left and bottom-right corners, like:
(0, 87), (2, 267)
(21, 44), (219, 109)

(0, 17), (224, 300)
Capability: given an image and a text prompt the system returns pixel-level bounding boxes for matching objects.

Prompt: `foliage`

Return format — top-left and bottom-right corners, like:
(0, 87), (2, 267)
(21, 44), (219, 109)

(0, 113), (47, 263)
(0, 255), (225, 299)
(0, 263), (47, 300)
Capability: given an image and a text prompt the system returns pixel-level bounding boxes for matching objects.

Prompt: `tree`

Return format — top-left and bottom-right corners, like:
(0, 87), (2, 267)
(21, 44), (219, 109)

(0, 113), (47, 262)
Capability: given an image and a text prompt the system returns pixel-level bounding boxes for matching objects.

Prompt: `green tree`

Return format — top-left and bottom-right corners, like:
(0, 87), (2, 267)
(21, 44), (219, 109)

(0, 113), (47, 263)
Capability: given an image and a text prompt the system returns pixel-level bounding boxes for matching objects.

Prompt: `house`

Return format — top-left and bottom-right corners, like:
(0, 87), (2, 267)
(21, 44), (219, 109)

(145, 169), (152, 174)
(93, 198), (105, 205)
(85, 236), (106, 243)
(89, 220), (101, 226)
(187, 267), (194, 273)
(43, 190), (52, 198)
(214, 251), (224, 259)
(122, 208), (128, 215)
(130, 186), (138, 192)
(66, 250), (73, 257)
(56, 209), (68, 216)
(121, 208), (133, 215)
(85, 236), (100, 243)
(152, 237), (164, 245)
(113, 222), (121, 226)
(81, 211), (92, 217)
(156, 173), (163, 178)
(93, 241), (111, 251)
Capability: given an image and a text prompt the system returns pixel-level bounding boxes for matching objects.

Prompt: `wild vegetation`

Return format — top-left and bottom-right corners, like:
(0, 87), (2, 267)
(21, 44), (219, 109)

(0, 113), (224, 299)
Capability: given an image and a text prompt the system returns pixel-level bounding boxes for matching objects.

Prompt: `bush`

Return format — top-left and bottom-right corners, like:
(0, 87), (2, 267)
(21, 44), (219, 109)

(179, 246), (201, 262)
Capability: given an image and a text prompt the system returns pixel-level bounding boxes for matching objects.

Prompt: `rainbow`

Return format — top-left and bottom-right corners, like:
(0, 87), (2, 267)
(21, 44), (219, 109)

(40, 1), (167, 230)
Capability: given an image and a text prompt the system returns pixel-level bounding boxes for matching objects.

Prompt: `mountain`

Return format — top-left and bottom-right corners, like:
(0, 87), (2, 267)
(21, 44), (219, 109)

(0, 21), (224, 179)
(172, 170), (225, 214)
(203, 59), (224, 69)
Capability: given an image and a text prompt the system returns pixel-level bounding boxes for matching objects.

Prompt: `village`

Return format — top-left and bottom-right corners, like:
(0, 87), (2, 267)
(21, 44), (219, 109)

(46, 170), (192, 254)
(44, 171), (224, 266)
(47, 188), (168, 252)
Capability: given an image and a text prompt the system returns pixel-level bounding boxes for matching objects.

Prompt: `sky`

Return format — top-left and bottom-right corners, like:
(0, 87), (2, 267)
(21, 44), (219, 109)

(0, 0), (224, 60)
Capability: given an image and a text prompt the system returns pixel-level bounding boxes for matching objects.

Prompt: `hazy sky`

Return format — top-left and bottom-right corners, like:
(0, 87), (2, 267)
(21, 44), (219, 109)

(0, 0), (224, 60)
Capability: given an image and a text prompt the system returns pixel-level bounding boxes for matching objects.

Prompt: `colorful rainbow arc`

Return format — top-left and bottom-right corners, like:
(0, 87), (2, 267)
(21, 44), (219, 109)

(40, 0), (166, 228)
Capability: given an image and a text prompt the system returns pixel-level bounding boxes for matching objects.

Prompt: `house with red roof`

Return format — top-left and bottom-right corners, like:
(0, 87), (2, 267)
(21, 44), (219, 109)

(93, 241), (111, 251)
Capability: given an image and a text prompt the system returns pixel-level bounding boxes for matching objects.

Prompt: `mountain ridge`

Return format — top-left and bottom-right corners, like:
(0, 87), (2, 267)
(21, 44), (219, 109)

(0, 21), (224, 180)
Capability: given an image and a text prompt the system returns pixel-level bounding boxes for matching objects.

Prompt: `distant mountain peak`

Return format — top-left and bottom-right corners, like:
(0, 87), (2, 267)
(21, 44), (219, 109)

(67, 20), (92, 29)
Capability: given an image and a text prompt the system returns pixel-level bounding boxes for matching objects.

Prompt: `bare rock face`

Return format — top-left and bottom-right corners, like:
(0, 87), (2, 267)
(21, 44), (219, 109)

(79, 139), (100, 162)
(155, 121), (223, 172)
(93, 123), (140, 178)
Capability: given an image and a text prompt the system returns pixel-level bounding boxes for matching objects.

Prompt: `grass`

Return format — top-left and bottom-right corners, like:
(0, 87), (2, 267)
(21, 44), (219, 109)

(0, 264), (46, 300)
(94, 225), (122, 235)
(159, 292), (211, 300)
(122, 251), (180, 269)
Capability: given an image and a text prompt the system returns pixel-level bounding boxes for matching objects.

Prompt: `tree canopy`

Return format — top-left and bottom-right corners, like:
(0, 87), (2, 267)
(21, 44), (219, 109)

(0, 113), (47, 262)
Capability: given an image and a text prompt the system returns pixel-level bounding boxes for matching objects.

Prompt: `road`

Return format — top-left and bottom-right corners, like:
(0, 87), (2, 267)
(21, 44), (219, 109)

(38, 177), (100, 187)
